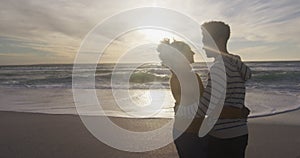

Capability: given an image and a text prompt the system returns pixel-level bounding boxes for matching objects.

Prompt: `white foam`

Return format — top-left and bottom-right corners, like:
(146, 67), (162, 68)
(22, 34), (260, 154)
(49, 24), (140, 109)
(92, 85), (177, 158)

(0, 88), (299, 119)
(246, 89), (300, 118)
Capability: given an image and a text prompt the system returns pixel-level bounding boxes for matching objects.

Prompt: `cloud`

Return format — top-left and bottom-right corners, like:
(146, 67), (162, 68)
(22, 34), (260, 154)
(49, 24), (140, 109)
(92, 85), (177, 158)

(0, 0), (299, 64)
(222, 0), (300, 43)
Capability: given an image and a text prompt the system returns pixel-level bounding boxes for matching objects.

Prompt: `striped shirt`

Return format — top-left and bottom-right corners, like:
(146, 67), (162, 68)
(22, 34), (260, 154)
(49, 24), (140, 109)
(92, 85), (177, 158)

(197, 53), (252, 138)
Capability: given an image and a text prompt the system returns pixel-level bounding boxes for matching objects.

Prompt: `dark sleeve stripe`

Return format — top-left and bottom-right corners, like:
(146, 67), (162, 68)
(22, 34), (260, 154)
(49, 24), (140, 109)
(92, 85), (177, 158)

(227, 87), (245, 90)
(215, 123), (246, 131)
(244, 66), (251, 79)
(228, 81), (245, 84)
(202, 94), (211, 104)
(198, 100), (208, 116)
(224, 101), (244, 105)
(241, 65), (246, 77)
(225, 100), (244, 104)
(197, 106), (206, 115)
(207, 85), (245, 92)
(215, 120), (241, 125)
(243, 67), (248, 80)
(209, 89), (223, 98)
(205, 86), (224, 95)
(227, 78), (246, 83)
(210, 75), (228, 86)
(227, 83), (245, 88)
(226, 95), (245, 99)
(200, 98), (209, 109)
(226, 73), (242, 78)
(227, 92), (245, 95)
(225, 64), (239, 73)
(237, 59), (243, 71)
(247, 68), (252, 79)
(240, 62), (252, 80)
(196, 110), (205, 117)
(210, 71), (226, 80)
(203, 91), (223, 101)
(202, 94), (220, 107)
(212, 66), (227, 74)
(226, 96), (245, 100)
(208, 79), (227, 90)
(226, 57), (252, 81)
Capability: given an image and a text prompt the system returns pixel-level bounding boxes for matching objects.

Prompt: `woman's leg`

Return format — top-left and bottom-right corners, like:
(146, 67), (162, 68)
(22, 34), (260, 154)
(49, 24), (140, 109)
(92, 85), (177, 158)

(173, 129), (208, 158)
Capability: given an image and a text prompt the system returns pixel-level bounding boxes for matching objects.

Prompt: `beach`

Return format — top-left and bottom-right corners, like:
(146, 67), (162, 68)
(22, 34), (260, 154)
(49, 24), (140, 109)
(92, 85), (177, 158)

(1, 0), (300, 156)
(1, 110), (300, 158)
(247, 110), (300, 158)
(0, 62), (299, 157)
(0, 111), (177, 158)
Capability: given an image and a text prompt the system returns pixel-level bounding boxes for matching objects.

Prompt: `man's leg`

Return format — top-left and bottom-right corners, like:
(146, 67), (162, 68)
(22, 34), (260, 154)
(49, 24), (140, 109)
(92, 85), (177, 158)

(208, 135), (248, 158)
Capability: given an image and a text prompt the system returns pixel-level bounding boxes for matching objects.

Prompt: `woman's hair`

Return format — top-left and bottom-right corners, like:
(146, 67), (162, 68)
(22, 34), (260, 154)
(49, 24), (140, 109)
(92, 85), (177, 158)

(170, 40), (194, 55)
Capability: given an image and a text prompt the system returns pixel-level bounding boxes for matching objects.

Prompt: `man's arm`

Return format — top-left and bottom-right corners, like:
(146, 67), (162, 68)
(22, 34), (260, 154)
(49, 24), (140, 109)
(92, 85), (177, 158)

(227, 54), (252, 81)
(197, 62), (249, 119)
(219, 106), (250, 119)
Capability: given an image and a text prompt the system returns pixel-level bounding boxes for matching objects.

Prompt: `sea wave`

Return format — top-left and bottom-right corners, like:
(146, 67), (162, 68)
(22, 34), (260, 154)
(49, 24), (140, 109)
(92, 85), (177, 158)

(0, 62), (299, 91)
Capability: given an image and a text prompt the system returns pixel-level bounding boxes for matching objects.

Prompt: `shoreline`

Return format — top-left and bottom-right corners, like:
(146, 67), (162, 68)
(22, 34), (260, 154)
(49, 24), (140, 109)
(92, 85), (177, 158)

(1, 106), (300, 119)
(1, 88), (299, 119)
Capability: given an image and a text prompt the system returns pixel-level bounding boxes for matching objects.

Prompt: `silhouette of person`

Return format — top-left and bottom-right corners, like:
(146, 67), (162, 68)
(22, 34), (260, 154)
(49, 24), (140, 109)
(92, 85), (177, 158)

(157, 38), (249, 158)
(199, 21), (251, 158)
(157, 39), (207, 158)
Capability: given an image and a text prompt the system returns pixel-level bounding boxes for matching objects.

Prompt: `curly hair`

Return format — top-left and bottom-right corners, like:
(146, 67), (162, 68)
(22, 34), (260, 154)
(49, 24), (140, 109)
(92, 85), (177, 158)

(170, 40), (194, 55)
(201, 21), (230, 42)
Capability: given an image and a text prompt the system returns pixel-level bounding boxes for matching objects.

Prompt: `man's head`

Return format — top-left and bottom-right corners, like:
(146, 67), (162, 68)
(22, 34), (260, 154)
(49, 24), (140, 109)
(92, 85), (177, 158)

(201, 21), (230, 58)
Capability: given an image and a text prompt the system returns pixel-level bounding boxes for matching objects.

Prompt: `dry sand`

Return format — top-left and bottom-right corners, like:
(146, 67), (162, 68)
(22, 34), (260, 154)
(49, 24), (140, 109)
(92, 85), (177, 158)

(1, 111), (300, 158)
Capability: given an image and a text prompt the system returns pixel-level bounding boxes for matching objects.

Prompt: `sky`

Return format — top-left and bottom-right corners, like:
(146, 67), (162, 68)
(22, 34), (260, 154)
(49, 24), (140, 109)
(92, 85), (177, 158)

(0, 0), (300, 65)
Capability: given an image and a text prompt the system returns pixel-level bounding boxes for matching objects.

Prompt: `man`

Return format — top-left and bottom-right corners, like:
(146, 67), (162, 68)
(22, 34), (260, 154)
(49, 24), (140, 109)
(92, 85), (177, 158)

(157, 38), (250, 158)
(198, 21), (252, 158)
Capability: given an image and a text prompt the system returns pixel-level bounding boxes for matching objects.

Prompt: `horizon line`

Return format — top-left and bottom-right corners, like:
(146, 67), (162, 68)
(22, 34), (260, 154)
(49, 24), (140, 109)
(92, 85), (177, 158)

(1, 60), (300, 66)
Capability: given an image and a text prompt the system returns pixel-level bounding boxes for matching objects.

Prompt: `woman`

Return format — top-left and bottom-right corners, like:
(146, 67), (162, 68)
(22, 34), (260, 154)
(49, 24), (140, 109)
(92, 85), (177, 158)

(157, 39), (207, 157)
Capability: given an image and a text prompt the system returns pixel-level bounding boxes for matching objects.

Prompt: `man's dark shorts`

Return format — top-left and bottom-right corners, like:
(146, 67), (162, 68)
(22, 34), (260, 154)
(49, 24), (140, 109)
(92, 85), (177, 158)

(208, 134), (248, 158)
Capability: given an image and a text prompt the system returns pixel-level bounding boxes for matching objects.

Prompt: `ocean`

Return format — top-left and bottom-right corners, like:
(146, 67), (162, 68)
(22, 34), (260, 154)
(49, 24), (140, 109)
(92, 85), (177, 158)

(0, 61), (299, 118)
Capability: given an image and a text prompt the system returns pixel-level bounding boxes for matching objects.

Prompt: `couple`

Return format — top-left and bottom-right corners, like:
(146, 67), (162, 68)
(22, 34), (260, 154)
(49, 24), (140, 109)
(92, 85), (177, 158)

(157, 21), (252, 158)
